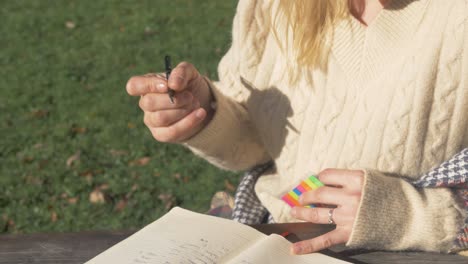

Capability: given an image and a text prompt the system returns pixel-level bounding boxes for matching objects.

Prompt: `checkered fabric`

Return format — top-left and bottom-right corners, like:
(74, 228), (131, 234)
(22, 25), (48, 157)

(231, 149), (468, 250)
(231, 161), (275, 225)
(413, 148), (468, 188)
(412, 148), (468, 251)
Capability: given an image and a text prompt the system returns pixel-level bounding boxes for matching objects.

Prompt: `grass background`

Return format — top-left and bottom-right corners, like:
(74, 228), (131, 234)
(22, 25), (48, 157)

(0, 0), (241, 233)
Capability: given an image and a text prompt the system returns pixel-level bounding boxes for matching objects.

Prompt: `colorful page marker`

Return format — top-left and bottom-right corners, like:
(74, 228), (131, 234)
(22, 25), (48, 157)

(281, 175), (324, 208)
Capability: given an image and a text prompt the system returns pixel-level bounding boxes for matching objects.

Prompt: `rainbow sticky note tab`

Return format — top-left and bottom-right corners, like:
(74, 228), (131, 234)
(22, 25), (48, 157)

(281, 175), (324, 208)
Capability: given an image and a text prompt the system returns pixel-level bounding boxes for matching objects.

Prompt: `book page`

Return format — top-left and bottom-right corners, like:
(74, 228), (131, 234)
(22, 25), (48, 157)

(86, 207), (266, 264)
(227, 234), (350, 264)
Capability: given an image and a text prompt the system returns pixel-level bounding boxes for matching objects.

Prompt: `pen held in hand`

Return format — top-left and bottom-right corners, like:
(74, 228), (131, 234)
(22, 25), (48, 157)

(164, 55), (175, 104)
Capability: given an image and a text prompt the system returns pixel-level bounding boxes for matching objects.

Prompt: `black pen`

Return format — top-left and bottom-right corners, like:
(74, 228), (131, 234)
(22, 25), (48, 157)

(164, 55), (175, 104)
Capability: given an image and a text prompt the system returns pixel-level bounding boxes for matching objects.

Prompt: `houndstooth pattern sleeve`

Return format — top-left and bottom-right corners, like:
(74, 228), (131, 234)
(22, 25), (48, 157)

(413, 148), (468, 188)
(231, 149), (468, 249)
(412, 148), (468, 251)
(232, 161), (275, 225)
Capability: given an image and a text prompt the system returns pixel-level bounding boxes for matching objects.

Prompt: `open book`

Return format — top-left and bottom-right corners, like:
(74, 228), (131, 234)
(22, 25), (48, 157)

(86, 207), (349, 264)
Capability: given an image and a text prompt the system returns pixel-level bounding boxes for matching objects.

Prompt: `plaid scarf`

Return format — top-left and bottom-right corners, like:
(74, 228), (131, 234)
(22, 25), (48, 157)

(232, 148), (468, 251)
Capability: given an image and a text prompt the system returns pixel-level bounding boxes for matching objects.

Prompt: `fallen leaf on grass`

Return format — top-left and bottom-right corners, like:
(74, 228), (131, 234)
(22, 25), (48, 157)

(21, 156), (34, 164)
(109, 149), (128, 157)
(79, 169), (103, 183)
(24, 175), (43, 185)
(65, 21), (76, 29)
(158, 193), (176, 210)
(128, 157), (151, 166)
(1, 215), (14, 232)
(115, 198), (128, 212)
(1, 215), (12, 232)
(66, 151), (81, 167)
(50, 211), (58, 223)
(89, 189), (105, 204)
(7, 219), (15, 230)
(33, 143), (44, 149)
(173, 173), (181, 180)
(70, 125), (87, 135)
(30, 109), (49, 118)
(224, 179), (236, 192)
(79, 170), (93, 183)
(67, 197), (78, 204)
(97, 183), (109, 190)
(79, 170), (93, 177)
(127, 122), (136, 129)
(143, 26), (159, 36)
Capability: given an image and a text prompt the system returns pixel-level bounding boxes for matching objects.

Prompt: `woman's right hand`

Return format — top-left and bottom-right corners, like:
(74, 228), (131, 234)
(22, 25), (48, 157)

(126, 62), (214, 143)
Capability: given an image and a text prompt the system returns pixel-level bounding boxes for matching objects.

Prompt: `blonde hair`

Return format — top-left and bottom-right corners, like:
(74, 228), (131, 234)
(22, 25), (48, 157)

(274, 1), (359, 72)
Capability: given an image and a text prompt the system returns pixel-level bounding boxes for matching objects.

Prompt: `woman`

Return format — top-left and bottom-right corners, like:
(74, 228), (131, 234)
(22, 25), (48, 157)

(126, 0), (468, 255)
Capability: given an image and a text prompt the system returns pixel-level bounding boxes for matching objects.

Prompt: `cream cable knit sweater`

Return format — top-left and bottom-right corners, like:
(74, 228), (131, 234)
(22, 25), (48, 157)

(183, 0), (468, 252)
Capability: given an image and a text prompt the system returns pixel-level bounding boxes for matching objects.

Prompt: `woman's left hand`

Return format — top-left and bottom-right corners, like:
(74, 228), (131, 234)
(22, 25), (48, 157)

(290, 169), (364, 255)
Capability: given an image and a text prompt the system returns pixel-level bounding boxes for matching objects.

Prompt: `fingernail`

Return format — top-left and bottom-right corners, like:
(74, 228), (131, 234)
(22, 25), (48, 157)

(195, 108), (205, 119)
(157, 83), (166, 92)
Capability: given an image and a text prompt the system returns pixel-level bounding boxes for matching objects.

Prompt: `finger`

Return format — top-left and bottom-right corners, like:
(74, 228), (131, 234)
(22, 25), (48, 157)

(126, 74), (168, 96)
(143, 101), (200, 128)
(139, 92), (193, 112)
(168, 62), (200, 92)
(150, 108), (207, 142)
(290, 206), (341, 225)
(291, 229), (346, 254)
(299, 186), (347, 206)
(318, 168), (364, 190)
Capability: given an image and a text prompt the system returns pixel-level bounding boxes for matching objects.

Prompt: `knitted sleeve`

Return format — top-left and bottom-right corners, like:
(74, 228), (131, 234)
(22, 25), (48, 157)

(346, 149), (468, 253)
(412, 148), (468, 251)
(182, 0), (272, 171)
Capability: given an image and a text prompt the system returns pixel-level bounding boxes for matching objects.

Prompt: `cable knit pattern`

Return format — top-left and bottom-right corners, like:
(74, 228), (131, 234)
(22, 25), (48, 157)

(183, 0), (468, 252)
(422, 2), (465, 171)
(377, 54), (417, 172)
(312, 74), (348, 171)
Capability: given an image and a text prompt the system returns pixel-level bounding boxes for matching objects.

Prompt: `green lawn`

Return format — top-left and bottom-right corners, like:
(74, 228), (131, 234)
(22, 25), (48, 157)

(0, 0), (241, 233)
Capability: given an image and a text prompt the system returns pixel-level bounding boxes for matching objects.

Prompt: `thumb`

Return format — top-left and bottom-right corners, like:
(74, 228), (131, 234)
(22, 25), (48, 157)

(168, 62), (200, 92)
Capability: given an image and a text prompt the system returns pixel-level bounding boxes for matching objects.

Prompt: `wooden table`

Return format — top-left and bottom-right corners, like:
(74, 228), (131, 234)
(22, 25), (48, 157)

(1, 223), (467, 264)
